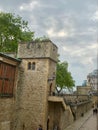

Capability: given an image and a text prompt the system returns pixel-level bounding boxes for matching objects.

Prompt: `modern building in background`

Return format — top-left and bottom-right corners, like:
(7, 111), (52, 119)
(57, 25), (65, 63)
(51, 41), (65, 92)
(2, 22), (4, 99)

(82, 80), (87, 87)
(87, 69), (98, 91)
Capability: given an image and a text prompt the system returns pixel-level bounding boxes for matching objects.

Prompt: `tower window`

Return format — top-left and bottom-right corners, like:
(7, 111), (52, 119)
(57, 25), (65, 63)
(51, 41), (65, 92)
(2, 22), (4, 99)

(28, 62), (31, 70)
(27, 62), (36, 70)
(32, 62), (35, 70)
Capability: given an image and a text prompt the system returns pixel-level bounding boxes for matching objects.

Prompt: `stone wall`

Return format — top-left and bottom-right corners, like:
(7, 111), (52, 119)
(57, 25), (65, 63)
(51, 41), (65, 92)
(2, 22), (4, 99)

(71, 101), (92, 120)
(15, 41), (58, 130)
(77, 86), (91, 95)
(92, 96), (98, 108)
(48, 102), (73, 130)
(15, 59), (48, 130)
(0, 41), (94, 130)
(0, 53), (20, 130)
(0, 98), (15, 130)
(17, 40), (58, 62)
(60, 109), (73, 129)
(64, 94), (90, 104)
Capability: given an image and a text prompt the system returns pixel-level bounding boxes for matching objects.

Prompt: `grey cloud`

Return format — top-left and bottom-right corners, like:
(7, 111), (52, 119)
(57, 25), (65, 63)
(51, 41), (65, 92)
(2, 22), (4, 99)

(0, 0), (31, 7)
(0, 0), (97, 86)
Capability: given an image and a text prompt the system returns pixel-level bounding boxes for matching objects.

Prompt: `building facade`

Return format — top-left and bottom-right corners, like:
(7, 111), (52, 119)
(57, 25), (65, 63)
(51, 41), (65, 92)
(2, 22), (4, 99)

(0, 40), (92, 130)
(15, 40), (58, 130)
(87, 69), (98, 91)
(0, 53), (21, 130)
(0, 40), (74, 130)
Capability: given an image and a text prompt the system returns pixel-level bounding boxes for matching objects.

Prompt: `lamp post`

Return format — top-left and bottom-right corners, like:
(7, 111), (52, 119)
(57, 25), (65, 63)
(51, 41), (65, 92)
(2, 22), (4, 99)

(48, 73), (56, 96)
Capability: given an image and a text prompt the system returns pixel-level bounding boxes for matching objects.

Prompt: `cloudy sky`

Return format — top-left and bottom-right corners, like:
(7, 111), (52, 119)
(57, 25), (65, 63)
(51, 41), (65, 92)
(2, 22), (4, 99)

(0, 0), (98, 86)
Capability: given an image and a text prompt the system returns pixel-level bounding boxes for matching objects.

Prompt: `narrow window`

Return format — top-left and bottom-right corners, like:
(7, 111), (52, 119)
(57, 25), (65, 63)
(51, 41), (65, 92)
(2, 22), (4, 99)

(32, 62), (35, 70)
(28, 62), (31, 70)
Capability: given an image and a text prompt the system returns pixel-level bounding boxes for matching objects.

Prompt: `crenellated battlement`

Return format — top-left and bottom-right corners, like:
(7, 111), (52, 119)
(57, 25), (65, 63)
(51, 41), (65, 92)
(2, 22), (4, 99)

(17, 40), (58, 62)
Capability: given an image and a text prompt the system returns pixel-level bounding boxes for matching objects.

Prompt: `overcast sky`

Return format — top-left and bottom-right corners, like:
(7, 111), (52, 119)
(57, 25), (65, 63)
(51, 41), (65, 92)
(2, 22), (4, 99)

(0, 0), (98, 86)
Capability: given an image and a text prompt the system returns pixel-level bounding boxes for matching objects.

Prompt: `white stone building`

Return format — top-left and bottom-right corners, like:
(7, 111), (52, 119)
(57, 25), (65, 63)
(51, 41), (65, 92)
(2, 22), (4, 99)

(87, 69), (98, 91)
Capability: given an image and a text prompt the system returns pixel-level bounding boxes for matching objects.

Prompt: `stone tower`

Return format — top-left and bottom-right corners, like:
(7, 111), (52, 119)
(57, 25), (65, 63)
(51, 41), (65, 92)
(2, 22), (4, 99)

(15, 40), (58, 130)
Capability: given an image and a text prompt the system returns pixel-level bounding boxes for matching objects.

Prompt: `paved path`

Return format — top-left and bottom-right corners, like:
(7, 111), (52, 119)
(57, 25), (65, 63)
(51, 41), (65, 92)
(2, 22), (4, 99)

(79, 114), (97, 130)
(65, 109), (97, 130)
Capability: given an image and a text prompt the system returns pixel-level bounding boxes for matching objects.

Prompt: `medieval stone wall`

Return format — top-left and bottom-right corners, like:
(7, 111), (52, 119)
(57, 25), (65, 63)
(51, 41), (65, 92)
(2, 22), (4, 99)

(48, 102), (73, 130)
(17, 41), (57, 62)
(71, 101), (92, 120)
(0, 54), (20, 130)
(60, 109), (73, 130)
(15, 59), (48, 130)
(0, 41), (93, 130)
(15, 41), (58, 130)
(0, 98), (15, 130)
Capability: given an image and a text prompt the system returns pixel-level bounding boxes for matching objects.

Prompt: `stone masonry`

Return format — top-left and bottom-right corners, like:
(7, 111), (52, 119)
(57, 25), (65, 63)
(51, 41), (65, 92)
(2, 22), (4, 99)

(14, 40), (58, 130)
(0, 40), (93, 130)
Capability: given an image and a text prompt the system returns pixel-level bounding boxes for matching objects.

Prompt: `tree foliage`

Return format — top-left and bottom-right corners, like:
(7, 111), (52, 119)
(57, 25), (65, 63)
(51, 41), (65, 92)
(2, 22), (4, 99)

(0, 12), (34, 52)
(56, 61), (75, 94)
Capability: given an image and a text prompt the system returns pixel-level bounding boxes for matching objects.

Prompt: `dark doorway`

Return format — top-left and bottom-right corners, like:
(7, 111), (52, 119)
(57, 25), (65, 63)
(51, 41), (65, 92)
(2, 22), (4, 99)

(47, 116), (50, 130)
(49, 83), (52, 95)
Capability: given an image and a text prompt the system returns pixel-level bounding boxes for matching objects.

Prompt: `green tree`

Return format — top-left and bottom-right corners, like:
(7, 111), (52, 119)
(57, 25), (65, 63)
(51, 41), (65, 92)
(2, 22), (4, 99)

(0, 12), (34, 52)
(56, 61), (75, 94)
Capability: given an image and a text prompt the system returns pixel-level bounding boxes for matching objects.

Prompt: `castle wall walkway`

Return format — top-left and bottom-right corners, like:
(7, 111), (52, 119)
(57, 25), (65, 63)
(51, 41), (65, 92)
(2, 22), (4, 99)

(65, 108), (97, 130)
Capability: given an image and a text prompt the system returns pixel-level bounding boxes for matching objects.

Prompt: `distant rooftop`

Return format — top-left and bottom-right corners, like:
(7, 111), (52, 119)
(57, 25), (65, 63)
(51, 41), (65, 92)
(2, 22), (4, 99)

(87, 69), (98, 77)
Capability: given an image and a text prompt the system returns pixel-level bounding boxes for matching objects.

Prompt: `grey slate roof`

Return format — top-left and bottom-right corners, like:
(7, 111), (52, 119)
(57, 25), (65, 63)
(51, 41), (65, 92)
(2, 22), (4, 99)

(0, 52), (21, 62)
